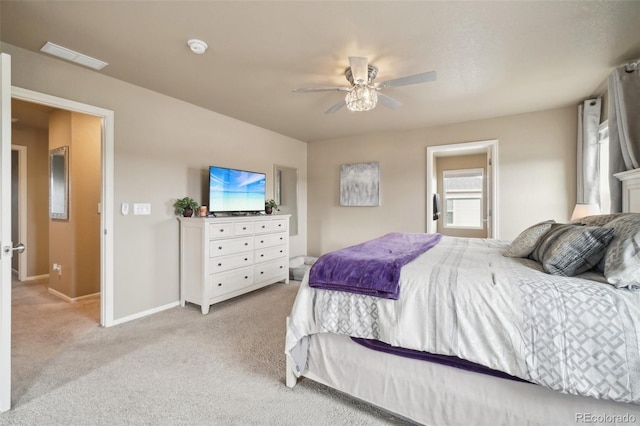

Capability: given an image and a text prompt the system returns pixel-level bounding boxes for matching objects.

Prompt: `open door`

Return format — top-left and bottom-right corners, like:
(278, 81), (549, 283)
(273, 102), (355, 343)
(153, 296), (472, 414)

(1, 52), (13, 412)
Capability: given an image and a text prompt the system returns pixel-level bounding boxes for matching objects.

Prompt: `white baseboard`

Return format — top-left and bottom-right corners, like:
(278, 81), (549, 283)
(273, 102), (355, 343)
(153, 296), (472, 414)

(24, 274), (49, 282)
(48, 288), (100, 303)
(110, 301), (180, 326)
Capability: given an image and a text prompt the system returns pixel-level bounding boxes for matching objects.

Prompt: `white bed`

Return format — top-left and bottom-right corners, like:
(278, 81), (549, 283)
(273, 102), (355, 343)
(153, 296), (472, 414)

(285, 216), (640, 425)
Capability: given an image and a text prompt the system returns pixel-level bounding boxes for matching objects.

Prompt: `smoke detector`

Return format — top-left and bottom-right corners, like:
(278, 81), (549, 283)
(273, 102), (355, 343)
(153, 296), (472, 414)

(187, 39), (208, 55)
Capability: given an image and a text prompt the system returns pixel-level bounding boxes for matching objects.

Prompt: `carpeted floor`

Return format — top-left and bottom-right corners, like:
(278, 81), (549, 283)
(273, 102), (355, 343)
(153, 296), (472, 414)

(5, 278), (409, 425)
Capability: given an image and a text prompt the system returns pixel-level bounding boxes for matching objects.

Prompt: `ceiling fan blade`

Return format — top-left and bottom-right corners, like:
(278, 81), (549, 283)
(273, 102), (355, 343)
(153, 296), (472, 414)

(325, 99), (346, 114)
(377, 92), (403, 109)
(376, 70), (437, 89)
(348, 56), (369, 84)
(292, 87), (348, 93)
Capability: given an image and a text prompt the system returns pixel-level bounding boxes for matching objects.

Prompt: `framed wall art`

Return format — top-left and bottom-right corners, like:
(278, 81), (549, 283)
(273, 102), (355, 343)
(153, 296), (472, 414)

(340, 162), (380, 207)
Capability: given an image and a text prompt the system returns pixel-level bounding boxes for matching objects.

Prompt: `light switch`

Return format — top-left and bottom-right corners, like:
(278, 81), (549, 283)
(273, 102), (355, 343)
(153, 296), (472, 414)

(133, 203), (151, 215)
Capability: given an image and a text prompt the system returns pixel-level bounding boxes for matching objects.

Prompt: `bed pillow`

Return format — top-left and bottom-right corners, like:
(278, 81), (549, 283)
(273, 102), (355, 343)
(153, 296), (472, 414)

(503, 220), (555, 258)
(570, 213), (630, 227)
(530, 223), (615, 276)
(602, 214), (640, 289)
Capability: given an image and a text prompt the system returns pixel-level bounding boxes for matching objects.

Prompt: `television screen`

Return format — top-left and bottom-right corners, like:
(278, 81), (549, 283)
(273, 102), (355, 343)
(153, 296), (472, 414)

(209, 166), (266, 212)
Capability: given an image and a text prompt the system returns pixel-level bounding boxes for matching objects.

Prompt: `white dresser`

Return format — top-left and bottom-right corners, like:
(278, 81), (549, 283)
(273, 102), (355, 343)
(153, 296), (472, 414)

(179, 215), (290, 314)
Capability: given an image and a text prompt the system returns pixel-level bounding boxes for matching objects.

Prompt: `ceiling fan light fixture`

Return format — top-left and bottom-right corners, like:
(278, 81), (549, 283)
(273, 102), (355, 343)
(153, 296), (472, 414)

(345, 84), (378, 112)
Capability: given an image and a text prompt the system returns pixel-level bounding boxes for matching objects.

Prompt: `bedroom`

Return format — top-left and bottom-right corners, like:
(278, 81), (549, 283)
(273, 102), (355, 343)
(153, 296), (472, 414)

(1, 1), (640, 424)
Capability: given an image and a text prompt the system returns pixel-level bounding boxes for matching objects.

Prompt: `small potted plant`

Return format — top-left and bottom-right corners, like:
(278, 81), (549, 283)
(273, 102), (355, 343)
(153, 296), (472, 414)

(174, 197), (199, 217)
(265, 199), (279, 215)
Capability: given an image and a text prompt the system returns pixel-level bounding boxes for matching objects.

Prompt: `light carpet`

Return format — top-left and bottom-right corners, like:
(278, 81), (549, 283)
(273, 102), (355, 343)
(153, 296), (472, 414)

(5, 279), (409, 425)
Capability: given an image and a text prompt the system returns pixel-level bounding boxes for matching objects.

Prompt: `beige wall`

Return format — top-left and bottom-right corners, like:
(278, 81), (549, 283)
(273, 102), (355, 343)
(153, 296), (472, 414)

(71, 112), (101, 297)
(2, 43), (308, 319)
(436, 154), (487, 238)
(11, 125), (49, 277)
(307, 106), (576, 256)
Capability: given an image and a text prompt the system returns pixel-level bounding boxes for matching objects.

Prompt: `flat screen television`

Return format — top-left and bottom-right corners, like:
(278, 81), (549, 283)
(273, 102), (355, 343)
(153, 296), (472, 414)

(209, 165), (266, 213)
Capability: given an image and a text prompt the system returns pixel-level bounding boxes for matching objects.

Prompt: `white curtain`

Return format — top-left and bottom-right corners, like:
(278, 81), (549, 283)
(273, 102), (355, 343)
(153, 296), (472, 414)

(577, 98), (601, 205)
(608, 65), (640, 212)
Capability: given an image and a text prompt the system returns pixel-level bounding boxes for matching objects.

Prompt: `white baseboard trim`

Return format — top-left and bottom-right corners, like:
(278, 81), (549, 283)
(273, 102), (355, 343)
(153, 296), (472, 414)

(48, 288), (100, 303)
(110, 301), (180, 327)
(24, 274), (49, 282)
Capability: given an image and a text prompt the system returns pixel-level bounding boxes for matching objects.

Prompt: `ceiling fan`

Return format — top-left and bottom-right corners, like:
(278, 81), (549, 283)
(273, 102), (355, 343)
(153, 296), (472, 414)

(292, 56), (437, 114)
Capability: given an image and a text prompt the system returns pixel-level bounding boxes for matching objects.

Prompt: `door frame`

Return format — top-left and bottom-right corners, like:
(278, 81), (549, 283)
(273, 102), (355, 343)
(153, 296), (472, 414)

(10, 145), (27, 281)
(426, 140), (499, 238)
(11, 87), (115, 328)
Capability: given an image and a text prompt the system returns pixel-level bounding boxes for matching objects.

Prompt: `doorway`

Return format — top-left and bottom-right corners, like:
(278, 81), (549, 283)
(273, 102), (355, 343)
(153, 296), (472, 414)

(11, 87), (115, 327)
(426, 140), (498, 238)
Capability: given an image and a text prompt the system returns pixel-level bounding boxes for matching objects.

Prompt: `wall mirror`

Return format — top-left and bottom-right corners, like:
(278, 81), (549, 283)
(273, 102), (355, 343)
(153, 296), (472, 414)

(49, 146), (69, 220)
(274, 165), (298, 236)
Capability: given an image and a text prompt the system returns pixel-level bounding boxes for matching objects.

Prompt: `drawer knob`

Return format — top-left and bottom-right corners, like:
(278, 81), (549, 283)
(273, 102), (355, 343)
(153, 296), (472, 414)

(280, 250), (283, 253)
(218, 246), (222, 250)
(260, 271), (264, 275)
(279, 237), (283, 240)
(244, 258), (248, 261)
(280, 266), (283, 269)
(244, 242), (249, 246)
(219, 229), (224, 232)
(278, 224), (282, 227)
(260, 240), (264, 243)
(217, 263), (222, 267)
(244, 276), (248, 279)
(261, 225), (266, 228)
(260, 254), (264, 257)
(218, 283), (222, 287)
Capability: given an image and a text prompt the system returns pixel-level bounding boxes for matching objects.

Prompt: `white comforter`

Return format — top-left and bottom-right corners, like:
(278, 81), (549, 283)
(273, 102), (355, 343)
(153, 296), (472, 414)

(286, 236), (640, 405)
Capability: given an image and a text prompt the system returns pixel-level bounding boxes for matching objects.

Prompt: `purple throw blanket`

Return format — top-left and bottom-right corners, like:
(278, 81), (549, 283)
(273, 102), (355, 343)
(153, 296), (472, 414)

(308, 232), (442, 299)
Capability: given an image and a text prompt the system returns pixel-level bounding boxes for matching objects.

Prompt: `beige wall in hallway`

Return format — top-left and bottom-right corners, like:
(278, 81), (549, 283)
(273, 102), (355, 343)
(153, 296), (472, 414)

(11, 125), (49, 277)
(307, 106), (576, 256)
(48, 110), (101, 298)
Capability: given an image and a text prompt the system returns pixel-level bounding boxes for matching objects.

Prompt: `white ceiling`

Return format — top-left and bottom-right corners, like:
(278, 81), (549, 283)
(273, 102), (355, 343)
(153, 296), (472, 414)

(2, 1), (640, 142)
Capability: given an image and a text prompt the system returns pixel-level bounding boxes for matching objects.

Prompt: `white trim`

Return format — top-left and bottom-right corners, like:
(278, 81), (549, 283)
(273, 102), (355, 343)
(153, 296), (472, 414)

(10, 145), (27, 281)
(22, 273), (48, 282)
(1, 52), (12, 413)
(426, 140), (499, 238)
(48, 287), (100, 303)
(110, 301), (180, 326)
(11, 86), (115, 327)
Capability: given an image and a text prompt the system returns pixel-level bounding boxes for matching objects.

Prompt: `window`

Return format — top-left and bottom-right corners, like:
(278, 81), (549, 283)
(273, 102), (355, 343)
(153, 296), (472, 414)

(443, 168), (484, 229)
(598, 121), (610, 214)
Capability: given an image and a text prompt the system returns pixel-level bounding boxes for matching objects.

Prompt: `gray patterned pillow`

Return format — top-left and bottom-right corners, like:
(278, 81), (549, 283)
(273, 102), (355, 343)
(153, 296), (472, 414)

(531, 223), (615, 276)
(503, 220), (555, 258)
(570, 213), (631, 227)
(602, 214), (640, 289)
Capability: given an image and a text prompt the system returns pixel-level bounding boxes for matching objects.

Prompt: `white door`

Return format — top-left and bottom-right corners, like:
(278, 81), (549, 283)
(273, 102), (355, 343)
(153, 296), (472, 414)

(0, 52), (13, 412)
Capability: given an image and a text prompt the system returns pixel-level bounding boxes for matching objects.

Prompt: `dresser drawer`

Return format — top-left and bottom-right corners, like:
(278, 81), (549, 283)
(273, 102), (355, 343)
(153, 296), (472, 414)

(255, 259), (288, 283)
(209, 236), (253, 257)
(209, 267), (254, 298)
(255, 245), (286, 263)
(234, 222), (254, 236)
(254, 232), (287, 249)
(209, 222), (233, 239)
(254, 220), (273, 234)
(209, 252), (254, 274)
(271, 218), (288, 233)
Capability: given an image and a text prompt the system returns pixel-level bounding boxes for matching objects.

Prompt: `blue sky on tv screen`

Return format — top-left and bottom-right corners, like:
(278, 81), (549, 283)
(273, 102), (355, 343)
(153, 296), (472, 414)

(209, 167), (265, 193)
